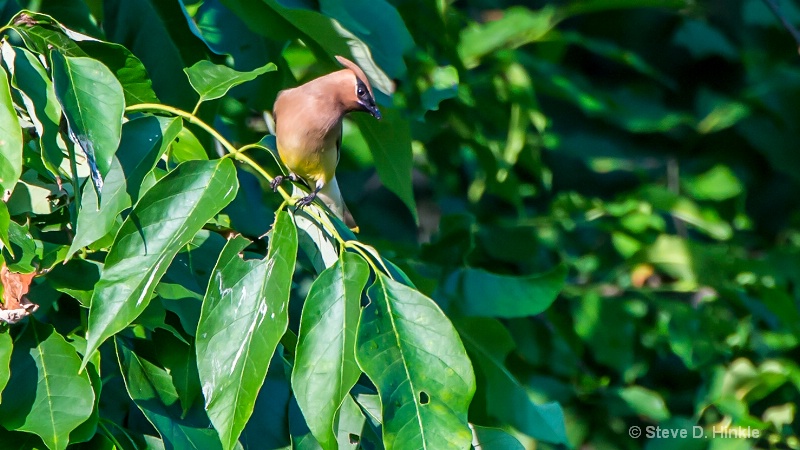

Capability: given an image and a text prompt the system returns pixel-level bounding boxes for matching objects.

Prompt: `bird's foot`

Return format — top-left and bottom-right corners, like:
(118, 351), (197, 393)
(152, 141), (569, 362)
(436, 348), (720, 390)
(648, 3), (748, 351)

(270, 175), (285, 192)
(295, 192), (317, 208)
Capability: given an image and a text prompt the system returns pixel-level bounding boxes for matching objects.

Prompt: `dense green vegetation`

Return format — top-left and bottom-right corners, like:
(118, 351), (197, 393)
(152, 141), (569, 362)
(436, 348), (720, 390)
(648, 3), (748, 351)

(0, 0), (798, 449)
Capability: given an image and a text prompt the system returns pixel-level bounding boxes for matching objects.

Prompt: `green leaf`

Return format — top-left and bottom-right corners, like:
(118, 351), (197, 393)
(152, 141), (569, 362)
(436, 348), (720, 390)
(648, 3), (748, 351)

(0, 331), (11, 401)
(292, 252), (370, 449)
(0, 318), (94, 450)
(0, 42), (64, 176)
(451, 265), (566, 318)
(184, 60), (276, 104)
(457, 318), (568, 446)
(0, 201), (11, 257)
(356, 273), (475, 450)
(458, 6), (557, 68)
(470, 425), (525, 450)
(196, 209), (298, 450)
(683, 165), (743, 201)
(66, 116), (182, 259)
(45, 258), (102, 307)
(613, 386), (670, 422)
(3, 221), (37, 273)
(352, 109), (418, 224)
(103, 0), (209, 110)
(51, 51), (125, 190)
(116, 338), (225, 450)
(83, 159), (238, 366)
(8, 11), (159, 106)
(0, 57), (23, 195)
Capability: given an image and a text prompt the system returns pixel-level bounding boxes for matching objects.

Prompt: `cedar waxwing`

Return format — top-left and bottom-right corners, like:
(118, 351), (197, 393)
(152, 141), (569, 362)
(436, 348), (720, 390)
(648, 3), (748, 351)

(271, 55), (381, 231)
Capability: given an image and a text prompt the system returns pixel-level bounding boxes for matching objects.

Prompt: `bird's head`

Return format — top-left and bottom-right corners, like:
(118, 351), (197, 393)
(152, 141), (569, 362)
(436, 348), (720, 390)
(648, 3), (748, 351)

(335, 55), (382, 120)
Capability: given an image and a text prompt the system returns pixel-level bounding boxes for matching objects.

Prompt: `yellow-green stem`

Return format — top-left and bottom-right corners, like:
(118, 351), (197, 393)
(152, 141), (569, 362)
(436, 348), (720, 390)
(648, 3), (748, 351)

(125, 103), (347, 247)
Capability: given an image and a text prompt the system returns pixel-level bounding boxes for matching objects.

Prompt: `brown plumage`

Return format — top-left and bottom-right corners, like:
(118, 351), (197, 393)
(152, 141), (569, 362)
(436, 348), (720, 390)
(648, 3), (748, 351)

(271, 56), (381, 231)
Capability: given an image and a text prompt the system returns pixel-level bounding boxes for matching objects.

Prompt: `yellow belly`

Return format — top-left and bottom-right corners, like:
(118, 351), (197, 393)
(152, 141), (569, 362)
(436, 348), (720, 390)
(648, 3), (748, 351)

(277, 141), (337, 188)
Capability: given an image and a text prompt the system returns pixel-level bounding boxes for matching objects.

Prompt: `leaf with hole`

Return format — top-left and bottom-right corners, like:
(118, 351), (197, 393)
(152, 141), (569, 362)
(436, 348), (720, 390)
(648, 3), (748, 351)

(356, 273), (475, 449)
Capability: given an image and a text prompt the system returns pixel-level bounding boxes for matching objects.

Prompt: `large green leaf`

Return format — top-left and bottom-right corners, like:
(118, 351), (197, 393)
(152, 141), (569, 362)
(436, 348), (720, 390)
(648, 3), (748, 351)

(0, 319), (94, 450)
(456, 318), (568, 446)
(9, 11), (159, 106)
(196, 209), (298, 450)
(184, 60), (276, 104)
(116, 338), (225, 450)
(292, 252), (369, 449)
(352, 109), (417, 223)
(51, 51), (124, 189)
(66, 116), (182, 259)
(355, 273), (475, 449)
(449, 265), (566, 318)
(0, 42), (63, 176)
(0, 331), (11, 401)
(83, 159), (238, 365)
(0, 57), (23, 194)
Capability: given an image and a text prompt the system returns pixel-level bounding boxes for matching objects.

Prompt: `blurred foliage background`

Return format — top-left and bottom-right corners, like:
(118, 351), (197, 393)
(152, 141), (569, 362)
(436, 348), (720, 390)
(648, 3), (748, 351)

(2, 0), (800, 448)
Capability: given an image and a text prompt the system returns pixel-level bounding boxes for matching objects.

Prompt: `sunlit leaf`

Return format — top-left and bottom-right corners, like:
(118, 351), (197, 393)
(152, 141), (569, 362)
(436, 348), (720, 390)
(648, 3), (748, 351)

(0, 42), (64, 176)
(51, 51), (124, 191)
(184, 60), (276, 104)
(66, 116), (182, 259)
(356, 273), (475, 449)
(292, 252), (369, 449)
(196, 209), (297, 450)
(470, 425), (524, 450)
(0, 318), (94, 450)
(0, 57), (23, 195)
(83, 159), (238, 366)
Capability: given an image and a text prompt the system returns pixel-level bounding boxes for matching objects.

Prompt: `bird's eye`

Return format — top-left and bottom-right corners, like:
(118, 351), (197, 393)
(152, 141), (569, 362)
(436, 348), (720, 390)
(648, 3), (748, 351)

(357, 87), (365, 96)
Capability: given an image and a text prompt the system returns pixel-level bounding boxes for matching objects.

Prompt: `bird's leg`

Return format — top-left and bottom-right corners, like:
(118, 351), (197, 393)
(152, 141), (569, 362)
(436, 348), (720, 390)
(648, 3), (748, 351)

(296, 181), (323, 208)
(270, 173), (298, 192)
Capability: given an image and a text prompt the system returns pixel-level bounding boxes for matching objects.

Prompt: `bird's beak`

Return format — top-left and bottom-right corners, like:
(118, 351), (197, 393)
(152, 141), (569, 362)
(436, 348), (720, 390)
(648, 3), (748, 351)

(362, 102), (382, 120)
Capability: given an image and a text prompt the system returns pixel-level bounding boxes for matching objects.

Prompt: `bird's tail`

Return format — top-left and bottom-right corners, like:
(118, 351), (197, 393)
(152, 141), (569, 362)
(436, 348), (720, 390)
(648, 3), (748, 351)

(317, 176), (359, 232)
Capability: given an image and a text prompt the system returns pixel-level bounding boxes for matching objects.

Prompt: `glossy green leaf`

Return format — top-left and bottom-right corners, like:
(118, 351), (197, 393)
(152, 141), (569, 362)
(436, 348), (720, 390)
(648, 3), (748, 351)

(292, 252), (369, 449)
(0, 319), (94, 450)
(0, 57), (23, 195)
(451, 265), (566, 318)
(352, 109), (418, 224)
(470, 425), (524, 450)
(66, 116), (182, 259)
(0, 331), (11, 401)
(10, 10), (158, 106)
(0, 200), (11, 257)
(116, 338), (225, 450)
(356, 273), (475, 450)
(83, 159), (238, 365)
(335, 395), (366, 450)
(196, 209), (298, 450)
(457, 318), (568, 446)
(3, 221), (37, 273)
(184, 60), (276, 103)
(0, 42), (64, 176)
(51, 51), (124, 190)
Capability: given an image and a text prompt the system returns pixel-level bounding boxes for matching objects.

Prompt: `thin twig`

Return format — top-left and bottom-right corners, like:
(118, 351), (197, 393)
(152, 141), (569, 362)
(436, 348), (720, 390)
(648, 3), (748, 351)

(762, 0), (800, 52)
